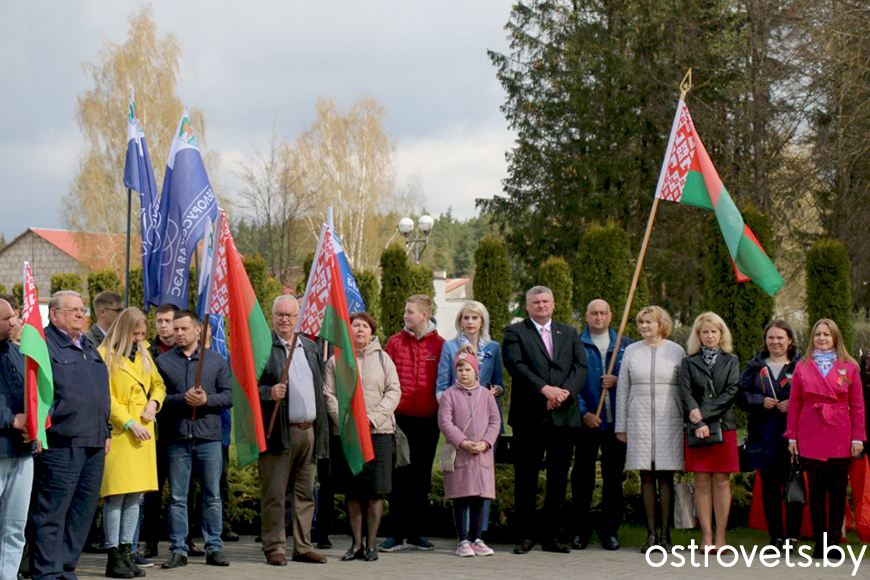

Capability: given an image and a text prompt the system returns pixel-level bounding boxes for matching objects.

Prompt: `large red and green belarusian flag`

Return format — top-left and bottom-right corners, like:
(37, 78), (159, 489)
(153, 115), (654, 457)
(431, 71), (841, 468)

(298, 224), (374, 475)
(19, 262), (53, 449)
(654, 100), (784, 296)
(208, 210), (271, 466)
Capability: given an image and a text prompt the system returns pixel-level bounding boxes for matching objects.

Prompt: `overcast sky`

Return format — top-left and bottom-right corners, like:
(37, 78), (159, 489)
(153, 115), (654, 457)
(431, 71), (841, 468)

(0, 1), (516, 241)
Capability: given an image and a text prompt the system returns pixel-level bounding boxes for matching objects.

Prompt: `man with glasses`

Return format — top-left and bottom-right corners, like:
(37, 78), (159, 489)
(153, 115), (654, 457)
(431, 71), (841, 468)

(572, 299), (632, 551)
(29, 290), (111, 579)
(255, 295), (328, 566)
(85, 291), (123, 347)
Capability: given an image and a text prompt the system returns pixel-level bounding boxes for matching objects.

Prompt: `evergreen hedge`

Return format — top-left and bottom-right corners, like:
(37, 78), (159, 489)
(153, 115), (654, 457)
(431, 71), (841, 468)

(51, 273), (84, 295)
(537, 256), (573, 324)
(409, 264), (435, 315)
(380, 245), (411, 338)
(12, 283), (24, 310)
(87, 270), (122, 314)
(126, 267), (144, 310)
(473, 236), (512, 343)
(296, 252), (315, 296)
(242, 255), (282, 321)
(704, 206), (774, 364)
(807, 238), (853, 349)
(355, 270), (381, 329)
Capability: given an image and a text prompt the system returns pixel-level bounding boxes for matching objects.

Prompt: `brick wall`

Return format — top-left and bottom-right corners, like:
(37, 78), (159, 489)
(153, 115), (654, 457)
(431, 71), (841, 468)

(0, 232), (87, 296)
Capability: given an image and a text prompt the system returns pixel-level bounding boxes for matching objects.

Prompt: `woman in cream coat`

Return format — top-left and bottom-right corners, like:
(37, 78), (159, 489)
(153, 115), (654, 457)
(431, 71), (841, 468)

(615, 306), (685, 552)
(98, 307), (165, 577)
(324, 312), (401, 562)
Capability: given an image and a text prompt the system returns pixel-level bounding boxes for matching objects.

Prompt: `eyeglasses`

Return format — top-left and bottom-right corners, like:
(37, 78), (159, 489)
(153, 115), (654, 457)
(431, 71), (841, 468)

(274, 312), (299, 320)
(57, 307), (87, 315)
(588, 311), (610, 317)
(104, 307), (123, 313)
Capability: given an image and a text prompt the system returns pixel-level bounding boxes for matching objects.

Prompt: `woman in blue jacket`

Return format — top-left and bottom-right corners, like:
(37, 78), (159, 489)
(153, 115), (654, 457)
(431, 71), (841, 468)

(436, 301), (504, 535)
(739, 320), (802, 549)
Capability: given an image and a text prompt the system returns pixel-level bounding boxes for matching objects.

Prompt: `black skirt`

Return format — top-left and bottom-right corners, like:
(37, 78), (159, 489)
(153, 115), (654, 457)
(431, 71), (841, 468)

(334, 433), (393, 500)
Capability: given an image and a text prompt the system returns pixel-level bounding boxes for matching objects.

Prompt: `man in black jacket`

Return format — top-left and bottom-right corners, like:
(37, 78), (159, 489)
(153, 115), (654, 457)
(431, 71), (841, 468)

(156, 310), (232, 569)
(503, 286), (587, 555)
(257, 295), (329, 566)
(30, 290), (111, 579)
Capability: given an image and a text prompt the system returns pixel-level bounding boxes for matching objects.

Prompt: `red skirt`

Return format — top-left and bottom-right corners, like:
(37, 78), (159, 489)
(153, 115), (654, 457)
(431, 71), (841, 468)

(684, 428), (739, 473)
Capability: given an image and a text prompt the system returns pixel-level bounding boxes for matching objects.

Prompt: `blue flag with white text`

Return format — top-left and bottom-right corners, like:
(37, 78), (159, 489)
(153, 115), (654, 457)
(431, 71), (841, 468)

(333, 232), (366, 315)
(123, 88), (160, 308)
(147, 110), (217, 309)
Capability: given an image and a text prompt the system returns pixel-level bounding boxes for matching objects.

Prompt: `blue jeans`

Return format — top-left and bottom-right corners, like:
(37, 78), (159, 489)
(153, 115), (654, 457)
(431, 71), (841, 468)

(103, 493), (143, 547)
(0, 456), (33, 580)
(167, 441), (223, 555)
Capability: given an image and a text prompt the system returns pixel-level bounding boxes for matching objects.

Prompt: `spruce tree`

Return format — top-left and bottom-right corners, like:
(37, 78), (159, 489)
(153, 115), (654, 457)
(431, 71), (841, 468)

(473, 236), (512, 342)
(807, 239), (853, 350)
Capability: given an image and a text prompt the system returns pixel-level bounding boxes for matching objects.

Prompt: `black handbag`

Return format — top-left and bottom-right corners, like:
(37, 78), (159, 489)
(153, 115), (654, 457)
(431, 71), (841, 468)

(687, 420), (724, 447)
(738, 435), (752, 471)
(785, 459), (806, 504)
(494, 434), (513, 464)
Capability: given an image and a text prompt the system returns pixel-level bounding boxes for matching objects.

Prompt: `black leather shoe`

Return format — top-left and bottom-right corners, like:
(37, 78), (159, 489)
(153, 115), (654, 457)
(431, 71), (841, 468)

(161, 553), (188, 569)
(340, 547), (364, 561)
(186, 540), (205, 557)
(141, 542), (158, 559)
(364, 548), (378, 562)
(639, 534), (656, 553)
(572, 534), (590, 550)
(601, 535), (620, 550)
(513, 540), (535, 554)
(222, 528), (240, 542)
(316, 538), (333, 550)
(206, 551), (230, 566)
(541, 542), (572, 554)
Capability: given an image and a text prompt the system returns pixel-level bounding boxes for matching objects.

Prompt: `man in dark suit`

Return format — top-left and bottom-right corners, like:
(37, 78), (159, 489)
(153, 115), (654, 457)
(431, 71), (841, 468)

(504, 285), (587, 555)
(84, 291), (122, 347)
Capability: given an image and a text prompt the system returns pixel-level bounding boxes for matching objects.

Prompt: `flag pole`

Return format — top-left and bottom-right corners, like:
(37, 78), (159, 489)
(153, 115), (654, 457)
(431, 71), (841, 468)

(191, 240), (207, 421)
(595, 69), (692, 418)
(267, 331), (298, 439)
(124, 188), (132, 308)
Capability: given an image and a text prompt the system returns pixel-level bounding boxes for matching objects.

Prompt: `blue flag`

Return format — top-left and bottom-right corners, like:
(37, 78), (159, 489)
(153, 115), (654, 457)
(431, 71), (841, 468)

(123, 87), (159, 309)
(196, 215), (216, 320)
(147, 110), (217, 309)
(325, 208), (366, 315)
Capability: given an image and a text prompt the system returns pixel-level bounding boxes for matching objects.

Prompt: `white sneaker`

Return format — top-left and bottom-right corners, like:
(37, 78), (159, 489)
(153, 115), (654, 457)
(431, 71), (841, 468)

(456, 540), (475, 557)
(472, 539), (494, 556)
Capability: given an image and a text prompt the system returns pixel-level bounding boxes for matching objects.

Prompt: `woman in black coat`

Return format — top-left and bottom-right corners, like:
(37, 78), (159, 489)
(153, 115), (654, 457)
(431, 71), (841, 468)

(739, 320), (802, 549)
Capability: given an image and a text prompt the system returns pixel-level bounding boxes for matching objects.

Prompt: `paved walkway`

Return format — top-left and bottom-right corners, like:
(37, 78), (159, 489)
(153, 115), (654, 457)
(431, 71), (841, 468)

(71, 536), (867, 579)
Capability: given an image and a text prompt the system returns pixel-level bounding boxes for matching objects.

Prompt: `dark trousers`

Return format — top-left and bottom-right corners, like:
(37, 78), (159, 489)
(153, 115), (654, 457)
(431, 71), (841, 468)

(30, 446), (105, 580)
(140, 437), (201, 544)
(388, 415), (439, 540)
(804, 456), (851, 544)
(571, 427), (626, 538)
(513, 424), (574, 544)
(759, 446), (803, 540)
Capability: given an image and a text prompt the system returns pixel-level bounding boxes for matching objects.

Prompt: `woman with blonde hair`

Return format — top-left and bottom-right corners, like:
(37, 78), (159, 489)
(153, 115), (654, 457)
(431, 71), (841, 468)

(99, 308), (165, 578)
(680, 312), (740, 553)
(615, 306), (685, 552)
(786, 318), (865, 558)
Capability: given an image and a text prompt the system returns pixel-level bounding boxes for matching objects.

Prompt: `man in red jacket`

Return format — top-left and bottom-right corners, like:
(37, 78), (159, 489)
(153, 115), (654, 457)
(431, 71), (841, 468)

(378, 295), (445, 552)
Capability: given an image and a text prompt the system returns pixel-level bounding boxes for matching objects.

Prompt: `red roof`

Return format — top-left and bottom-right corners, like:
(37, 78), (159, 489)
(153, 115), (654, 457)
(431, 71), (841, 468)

(446, 278), (470, 293)
(30, 229), (132, 271)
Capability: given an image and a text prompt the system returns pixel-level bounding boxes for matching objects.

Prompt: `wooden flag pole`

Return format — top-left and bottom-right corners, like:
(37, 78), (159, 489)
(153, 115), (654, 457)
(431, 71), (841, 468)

(267, 331), (298, 439)
(595, 69), (692, 419)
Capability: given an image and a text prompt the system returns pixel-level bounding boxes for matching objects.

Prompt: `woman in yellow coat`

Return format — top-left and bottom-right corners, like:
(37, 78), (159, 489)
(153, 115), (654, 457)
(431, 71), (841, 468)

(98, 307), (165, 578)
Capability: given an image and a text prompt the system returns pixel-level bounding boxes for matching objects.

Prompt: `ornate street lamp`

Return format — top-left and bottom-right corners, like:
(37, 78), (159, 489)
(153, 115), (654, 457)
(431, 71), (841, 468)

(398, 215), (434, 264)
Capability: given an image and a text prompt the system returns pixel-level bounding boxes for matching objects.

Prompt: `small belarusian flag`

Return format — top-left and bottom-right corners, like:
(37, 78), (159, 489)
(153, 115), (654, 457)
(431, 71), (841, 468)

(19, 262), (53, 449)
(298, 224), (374, 475)
(208, 211), (270, 466)
(654, 100), (784, 296)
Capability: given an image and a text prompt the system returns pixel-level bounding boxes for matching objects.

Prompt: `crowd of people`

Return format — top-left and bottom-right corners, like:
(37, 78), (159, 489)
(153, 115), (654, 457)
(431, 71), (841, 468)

(0, 283), (866, 577)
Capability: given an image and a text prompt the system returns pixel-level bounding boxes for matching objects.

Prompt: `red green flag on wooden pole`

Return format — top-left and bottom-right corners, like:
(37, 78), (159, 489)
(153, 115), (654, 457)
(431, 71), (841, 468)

(19, 262), (53, 449)
(208, 211), (271, 466)
(298, 224), (374, 476)
(654, 99), (784, 297)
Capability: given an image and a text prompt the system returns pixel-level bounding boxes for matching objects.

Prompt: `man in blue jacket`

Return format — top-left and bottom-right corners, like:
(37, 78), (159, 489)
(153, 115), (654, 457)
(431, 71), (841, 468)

(30, 290), (111, 579)
(573, 299), (631, 551)
(0, 298), (35, 579)
(156, 310), (232, 570)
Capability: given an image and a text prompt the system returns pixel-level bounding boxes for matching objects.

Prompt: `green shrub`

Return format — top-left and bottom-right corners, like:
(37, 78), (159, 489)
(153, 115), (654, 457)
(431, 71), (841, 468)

(355, 270), (381, 328)
(50, 273), (83, 295)
(537, 256), (573, 324)
(12, 283), (24, 310)
(807, 239), (854, 349)
(126, 267), (144, 310)
(0, 283), (5, 294)
(379, 245), (411, 338)
(296, 252), (315, 296)
(704, 207), (774, 364)
(409, 264), (435, 315)
(473, 236), (512, 343)
(87, 270), (122, 314)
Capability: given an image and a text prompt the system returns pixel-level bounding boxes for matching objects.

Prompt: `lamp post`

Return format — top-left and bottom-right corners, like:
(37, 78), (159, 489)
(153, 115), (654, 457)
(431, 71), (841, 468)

(398, 215), (434, 264)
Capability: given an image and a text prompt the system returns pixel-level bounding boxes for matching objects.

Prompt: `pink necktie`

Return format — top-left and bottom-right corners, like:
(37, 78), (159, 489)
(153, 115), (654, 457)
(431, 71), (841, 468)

(543, 327), (553, 358)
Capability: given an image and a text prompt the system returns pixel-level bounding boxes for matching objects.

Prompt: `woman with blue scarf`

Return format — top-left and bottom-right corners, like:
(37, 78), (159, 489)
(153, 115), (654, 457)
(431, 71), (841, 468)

(436, 301), (504, 536)
(786, 318), (865, 558)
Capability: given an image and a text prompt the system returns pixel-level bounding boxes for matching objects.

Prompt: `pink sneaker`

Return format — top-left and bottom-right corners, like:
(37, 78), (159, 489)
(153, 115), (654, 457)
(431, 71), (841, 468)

(472, 539), (494, 556)
(456, 540), (475, 557)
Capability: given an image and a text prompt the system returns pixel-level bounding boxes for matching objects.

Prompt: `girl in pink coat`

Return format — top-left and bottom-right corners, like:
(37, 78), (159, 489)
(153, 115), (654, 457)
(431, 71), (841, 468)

(438, 350), (501, 557)
(786, 318), (865, 558)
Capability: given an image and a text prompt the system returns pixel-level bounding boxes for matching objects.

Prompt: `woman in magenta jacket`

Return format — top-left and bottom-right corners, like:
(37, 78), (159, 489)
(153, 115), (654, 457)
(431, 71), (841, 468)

(786, 318), (865, 558)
